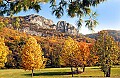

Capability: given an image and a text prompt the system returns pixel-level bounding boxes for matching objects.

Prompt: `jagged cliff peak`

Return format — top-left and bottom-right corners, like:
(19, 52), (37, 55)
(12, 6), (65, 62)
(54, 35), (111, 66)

(1, 14), (79, 36)
(20, 14), (79, 35)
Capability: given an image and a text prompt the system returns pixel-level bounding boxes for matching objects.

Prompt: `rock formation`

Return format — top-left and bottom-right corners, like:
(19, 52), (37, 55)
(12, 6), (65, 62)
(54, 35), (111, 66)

(19, 14), (79, 36)
(24, 14), (54, 29)
(56, 21), (78, 35)
(1, 14), (79, 36)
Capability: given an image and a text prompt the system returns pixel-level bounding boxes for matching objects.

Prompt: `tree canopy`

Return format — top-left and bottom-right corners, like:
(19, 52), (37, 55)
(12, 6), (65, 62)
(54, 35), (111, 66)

(92, 31), (120, 77)
(21, 36), (43, 77)
(0, 37), (10, 68)
(77, 42), (90, 72)
(60, 37), (79, 77)
(0, 0), (106, 30)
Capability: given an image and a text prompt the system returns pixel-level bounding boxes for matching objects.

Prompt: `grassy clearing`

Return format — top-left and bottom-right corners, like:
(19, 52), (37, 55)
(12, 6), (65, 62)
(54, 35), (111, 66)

(0, 67), (120, 78)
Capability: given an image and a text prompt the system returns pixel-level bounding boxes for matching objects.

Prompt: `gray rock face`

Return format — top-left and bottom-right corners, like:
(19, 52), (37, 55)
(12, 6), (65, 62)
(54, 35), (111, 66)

(57, 21), (78, 35)
(20, 14), (79, 36)
(24, 14), (54, 29)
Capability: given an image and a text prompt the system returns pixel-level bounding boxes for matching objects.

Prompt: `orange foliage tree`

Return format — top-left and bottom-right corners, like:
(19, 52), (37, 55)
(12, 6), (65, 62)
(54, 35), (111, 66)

(88, 43), (98, 66)
(61, 37), (96, 75)
(77, 42), (90, 72)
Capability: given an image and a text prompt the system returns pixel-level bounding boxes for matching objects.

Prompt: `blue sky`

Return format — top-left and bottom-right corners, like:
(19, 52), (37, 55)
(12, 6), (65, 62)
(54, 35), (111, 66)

(15, 0), (120, 34)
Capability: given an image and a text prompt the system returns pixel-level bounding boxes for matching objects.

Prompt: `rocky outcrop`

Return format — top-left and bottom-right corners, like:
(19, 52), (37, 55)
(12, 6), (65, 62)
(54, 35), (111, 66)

(56, 21), (78, 35)
(20, 14), (79, 36)
(24, 14), (54, 29)
(2, 14), (79, 36)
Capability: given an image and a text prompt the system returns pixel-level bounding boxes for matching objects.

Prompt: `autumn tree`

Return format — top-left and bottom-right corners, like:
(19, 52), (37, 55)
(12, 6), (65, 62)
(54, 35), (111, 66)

(40, 37), (63, 68)
(87, 43), (98, 66)
(5, 37), (26, 68)
(0, 22), (5, 30)
(12, 17), (20, 30)
(92, 31), (119, 77)
(22, 36), (43, 77)
(0, 17), (8, 30)
(77, 42), (90, 72)
(0, 0), (106, 29)
(60, 37), (80, 77)
(0, 37), (10, 68)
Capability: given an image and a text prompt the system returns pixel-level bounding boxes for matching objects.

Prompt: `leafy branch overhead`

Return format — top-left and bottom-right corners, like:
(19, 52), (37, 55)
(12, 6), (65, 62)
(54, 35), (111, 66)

(0, 0), (48, 16)
(0, 0), (106, 30)
(50, 0), (105, 29)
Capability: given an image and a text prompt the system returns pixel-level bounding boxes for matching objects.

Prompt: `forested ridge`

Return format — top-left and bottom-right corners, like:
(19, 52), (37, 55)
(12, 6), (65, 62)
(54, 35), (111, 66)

(86, 30), (120, 42)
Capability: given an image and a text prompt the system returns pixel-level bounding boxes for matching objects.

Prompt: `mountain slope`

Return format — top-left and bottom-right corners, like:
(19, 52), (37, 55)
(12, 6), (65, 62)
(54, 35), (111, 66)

(85, 30), (120, 42)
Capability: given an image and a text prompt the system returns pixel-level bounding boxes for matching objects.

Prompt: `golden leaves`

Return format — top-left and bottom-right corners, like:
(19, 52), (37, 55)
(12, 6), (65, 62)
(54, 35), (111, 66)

(0, 37), (9, 68)
(60, 37), (91, 67)
(22, 36), (43, 70)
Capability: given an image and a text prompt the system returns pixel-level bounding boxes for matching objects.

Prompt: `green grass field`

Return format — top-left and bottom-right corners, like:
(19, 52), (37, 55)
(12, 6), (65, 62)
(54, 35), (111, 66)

(0, 67), (120, 78)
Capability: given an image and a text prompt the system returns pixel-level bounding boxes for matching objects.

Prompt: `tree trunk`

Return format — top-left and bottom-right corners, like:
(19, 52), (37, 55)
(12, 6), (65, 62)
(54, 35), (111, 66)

(106, 67), (111, 77)
(76, 67), (79, 74)
(83, 65), (85, 72)
(71, 66), (74, 77)
(104, 72), (106, 77)
(32, 69), (34, 77)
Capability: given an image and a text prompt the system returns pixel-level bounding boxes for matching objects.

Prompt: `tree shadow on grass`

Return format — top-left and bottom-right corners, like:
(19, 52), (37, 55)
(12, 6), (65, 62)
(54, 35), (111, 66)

(91, 68), (100, 69)
(23, 72), (70, 77)
(79, 76), (104, 77)
(23, 72), (103, 77)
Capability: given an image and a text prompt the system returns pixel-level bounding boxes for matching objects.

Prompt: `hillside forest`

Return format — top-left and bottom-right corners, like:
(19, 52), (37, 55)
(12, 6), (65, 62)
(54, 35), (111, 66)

(0, 16), (120, 77)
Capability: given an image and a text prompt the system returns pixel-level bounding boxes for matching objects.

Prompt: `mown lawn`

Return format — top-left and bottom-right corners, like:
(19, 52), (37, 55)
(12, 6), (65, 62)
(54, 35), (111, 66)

(0, 67), (120, 78)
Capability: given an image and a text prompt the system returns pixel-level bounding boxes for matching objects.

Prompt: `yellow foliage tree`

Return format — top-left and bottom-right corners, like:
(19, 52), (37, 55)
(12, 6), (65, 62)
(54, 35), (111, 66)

(22, 36), (43, 77)
(0, 37), (9, 68)
(60, 37), (79, 77)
